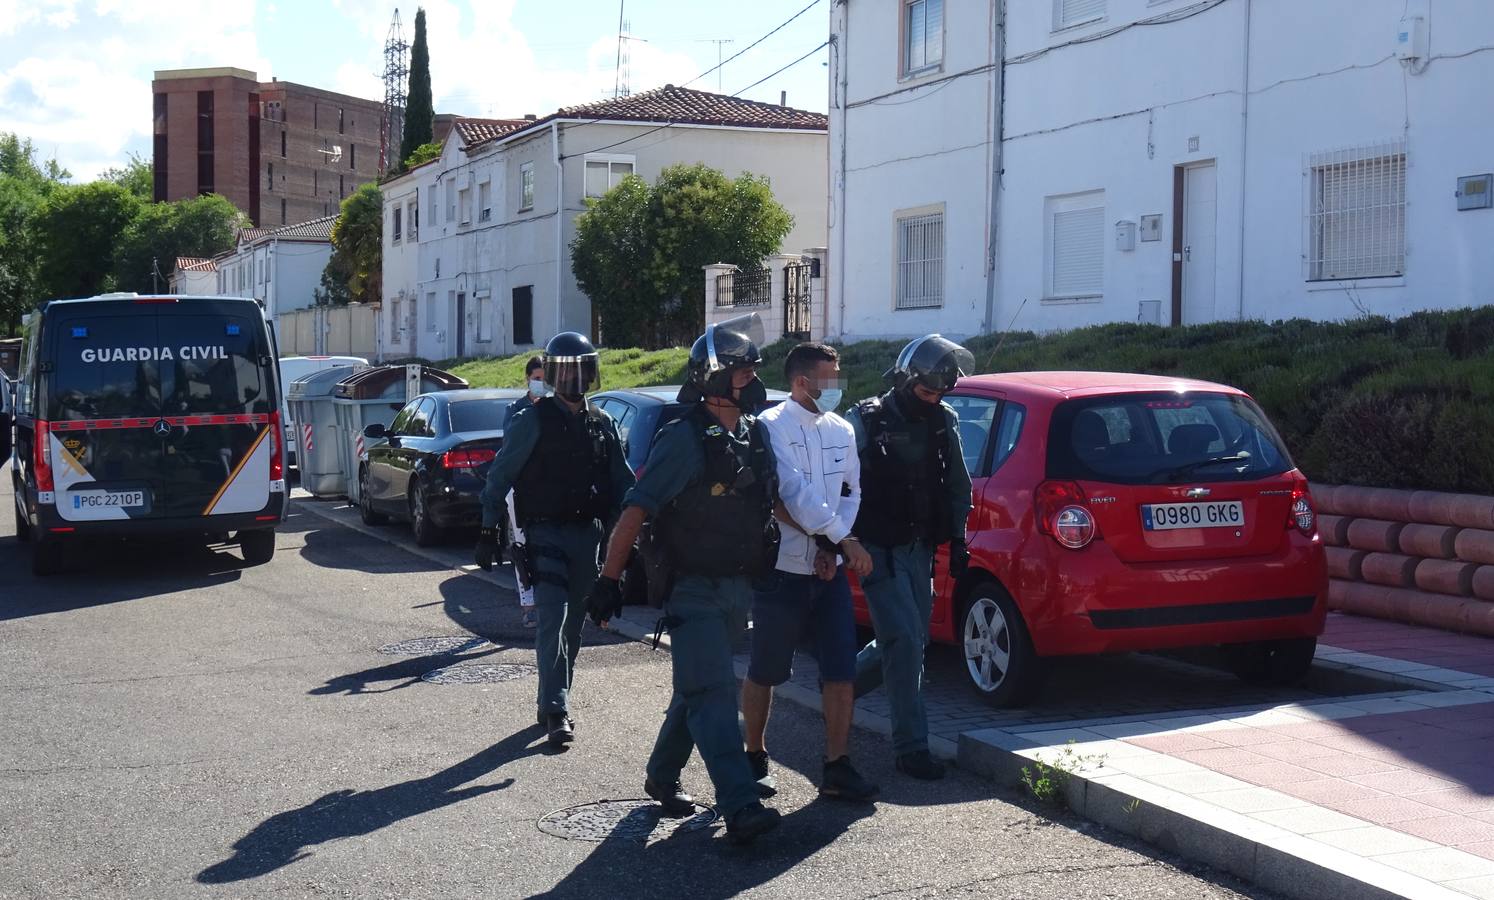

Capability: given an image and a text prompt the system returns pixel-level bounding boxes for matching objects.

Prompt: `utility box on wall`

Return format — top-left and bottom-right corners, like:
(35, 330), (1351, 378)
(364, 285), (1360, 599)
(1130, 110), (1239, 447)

(1115, 220), (1137, 252)
(1457, 174), (1492, 211)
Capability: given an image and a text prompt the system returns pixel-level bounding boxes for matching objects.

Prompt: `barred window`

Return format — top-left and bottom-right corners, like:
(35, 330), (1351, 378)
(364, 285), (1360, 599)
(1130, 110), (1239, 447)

(1305, 141), (1406, 281)
(1056, 0), (1105, 29)
(896, 210), (944, 310)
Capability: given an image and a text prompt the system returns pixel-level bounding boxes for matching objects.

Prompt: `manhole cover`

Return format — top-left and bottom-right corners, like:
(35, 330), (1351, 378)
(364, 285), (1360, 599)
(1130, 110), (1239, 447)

(538, 799), (717, 843)
(379, 636), (492, 656)
(421, 663), (537, 685)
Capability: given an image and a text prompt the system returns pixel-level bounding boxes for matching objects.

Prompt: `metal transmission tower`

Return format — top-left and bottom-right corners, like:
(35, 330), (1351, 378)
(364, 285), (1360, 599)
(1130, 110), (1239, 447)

(380, 8), (409, 175)
(616, 19), (635, 98)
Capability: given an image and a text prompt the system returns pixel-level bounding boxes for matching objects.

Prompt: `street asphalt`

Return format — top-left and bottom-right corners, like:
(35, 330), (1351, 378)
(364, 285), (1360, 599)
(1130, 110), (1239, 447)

(0, 472), (1272, 899)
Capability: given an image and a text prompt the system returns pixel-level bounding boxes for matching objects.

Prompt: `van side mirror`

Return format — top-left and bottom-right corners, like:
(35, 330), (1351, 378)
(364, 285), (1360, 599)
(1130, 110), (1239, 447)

(363, 423), (387, 439)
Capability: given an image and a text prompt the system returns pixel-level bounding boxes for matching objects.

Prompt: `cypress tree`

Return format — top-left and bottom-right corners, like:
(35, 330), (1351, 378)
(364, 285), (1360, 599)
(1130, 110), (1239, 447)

(400, 8), (434, 168)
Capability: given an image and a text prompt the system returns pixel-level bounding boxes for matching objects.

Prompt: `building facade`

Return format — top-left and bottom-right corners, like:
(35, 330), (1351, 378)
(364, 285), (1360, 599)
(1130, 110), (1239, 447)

(213, 216), (335, 335)
(379, 87), (828, 361)
(829, 0), (1494, 341)
(168, 257), (218, 295)
(153, 68), (384, 227)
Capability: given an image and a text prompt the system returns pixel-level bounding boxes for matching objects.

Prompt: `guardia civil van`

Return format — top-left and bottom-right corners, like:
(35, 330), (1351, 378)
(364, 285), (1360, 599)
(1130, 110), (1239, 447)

(10, 294), (286, 575)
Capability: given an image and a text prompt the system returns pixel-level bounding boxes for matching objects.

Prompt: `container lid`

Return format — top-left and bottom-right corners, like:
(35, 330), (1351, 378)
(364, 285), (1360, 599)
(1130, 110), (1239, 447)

(334, 364), (469, 400)
(286, 365), (360, 400)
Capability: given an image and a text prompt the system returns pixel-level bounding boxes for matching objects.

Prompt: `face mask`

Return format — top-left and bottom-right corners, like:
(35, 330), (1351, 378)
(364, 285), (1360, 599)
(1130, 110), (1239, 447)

(733, 377), (768, 414)
(558, 391), (583, 404)
(528, 379), (546, 397)
(896, 385), (936, 420)
(812, 388), (842, 415)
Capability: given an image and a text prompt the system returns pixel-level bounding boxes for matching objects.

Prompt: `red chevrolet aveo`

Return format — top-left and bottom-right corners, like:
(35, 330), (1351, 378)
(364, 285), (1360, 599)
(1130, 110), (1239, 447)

(851, 372), (1328, 707)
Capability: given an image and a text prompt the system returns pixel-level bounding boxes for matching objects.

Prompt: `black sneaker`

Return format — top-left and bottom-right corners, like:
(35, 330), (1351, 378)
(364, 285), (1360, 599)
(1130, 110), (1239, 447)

(546, 713), (575, 746)
(820, 756), (879, 801)
(644, 777), (695, 818)
(746, 750), (777, 798)
(895, 750), (946, 781)
(725, 802), (781, 845)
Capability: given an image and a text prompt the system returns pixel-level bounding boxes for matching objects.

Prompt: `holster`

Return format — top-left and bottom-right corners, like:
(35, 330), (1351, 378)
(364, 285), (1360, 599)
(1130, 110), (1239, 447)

(638, 520), (675, 610)
(508, 541), (533, 591)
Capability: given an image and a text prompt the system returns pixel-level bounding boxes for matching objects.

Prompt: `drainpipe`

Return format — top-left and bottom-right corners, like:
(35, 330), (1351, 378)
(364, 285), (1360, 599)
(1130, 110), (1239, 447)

(1235, 0), (1252, 320)
(981, 0), (1007, 335)
(833, 0), (850, 339)
(552, 120), (566, 342)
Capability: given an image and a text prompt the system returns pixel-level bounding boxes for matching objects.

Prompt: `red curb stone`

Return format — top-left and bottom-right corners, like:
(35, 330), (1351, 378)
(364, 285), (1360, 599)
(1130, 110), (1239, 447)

(1325, 547), (1365, 580)
(1411, 491), (1494, 529)
(1474, 566), (1494, 602)
(1456, 529), (1494, 566)
(1399, 523), (1461, 559)
(1361, 552), (1419, 588)
(1318, 513), (1351, 547)
(1346, 518), (1405, 553)
(1310, 482), (1339, 513)
(1415, 558), (1478, 597)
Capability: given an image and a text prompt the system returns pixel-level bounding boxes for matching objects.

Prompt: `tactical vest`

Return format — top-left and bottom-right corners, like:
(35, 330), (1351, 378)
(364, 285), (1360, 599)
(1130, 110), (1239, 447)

(851, 392), (954, 548)
(513, 397), (614, 527)
(656, 405), (780, 578)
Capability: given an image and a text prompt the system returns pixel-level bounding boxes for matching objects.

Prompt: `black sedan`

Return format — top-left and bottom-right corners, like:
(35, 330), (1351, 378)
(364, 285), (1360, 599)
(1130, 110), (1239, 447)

(358, 388), (524, 545)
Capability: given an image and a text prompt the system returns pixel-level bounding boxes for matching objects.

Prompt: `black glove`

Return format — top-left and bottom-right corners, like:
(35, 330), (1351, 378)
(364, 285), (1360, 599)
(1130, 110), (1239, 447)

(948, 539), (970, 578)
(475, 526), (499, 571)
(586, 575), (623, 626)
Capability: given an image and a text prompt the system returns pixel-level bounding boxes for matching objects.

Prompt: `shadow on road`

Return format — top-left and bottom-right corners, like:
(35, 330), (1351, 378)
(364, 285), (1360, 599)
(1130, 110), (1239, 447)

(197, 726), (548, 884)
(308, 644), (506, 695)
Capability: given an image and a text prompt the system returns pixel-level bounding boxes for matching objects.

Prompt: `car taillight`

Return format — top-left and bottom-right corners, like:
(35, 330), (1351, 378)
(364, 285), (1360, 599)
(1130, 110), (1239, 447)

(1289, 483), (1316, 536)
(34, 420), (54, 493)
(442, 448), (496, 469)
(268, 412), (283, 481)
(1036, 480), (1098, 550)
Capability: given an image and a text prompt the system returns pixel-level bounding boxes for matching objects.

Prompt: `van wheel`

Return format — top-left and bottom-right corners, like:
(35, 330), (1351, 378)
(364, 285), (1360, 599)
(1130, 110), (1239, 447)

(409, 482), (444, 547)
(959, 580), (1044, 707)
(358, 468), (388, 526)
(14, 495), (32, 543)
(1222, 637), (1317, 686)
(31, 535), (64, 577)
(239, 528), (276, 565)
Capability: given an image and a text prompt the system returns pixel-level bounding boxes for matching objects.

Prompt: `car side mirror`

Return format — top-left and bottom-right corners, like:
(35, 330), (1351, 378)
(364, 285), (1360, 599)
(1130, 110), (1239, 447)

(363, 423), (386, 439)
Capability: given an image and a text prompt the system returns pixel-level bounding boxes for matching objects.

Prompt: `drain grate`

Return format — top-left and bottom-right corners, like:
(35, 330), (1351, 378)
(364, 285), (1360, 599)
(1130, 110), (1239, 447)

(421, 663), (537, 685)
(378, 636), (492, 656)
(538, 799), (717, 843)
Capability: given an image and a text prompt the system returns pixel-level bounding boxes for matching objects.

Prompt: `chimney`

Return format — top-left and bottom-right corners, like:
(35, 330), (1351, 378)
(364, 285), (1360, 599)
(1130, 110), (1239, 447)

(780, 90), (787, 106)
(524, 114), (537, 121)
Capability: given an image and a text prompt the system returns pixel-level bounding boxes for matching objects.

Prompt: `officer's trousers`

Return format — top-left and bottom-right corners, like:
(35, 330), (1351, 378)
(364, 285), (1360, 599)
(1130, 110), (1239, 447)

(527, 521), (603, 717)
(645, 573), (759, 818)
(853, 540), (934, 756)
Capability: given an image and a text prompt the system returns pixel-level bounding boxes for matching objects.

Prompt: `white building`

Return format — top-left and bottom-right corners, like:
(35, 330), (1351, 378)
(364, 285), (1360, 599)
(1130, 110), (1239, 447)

(168, 257), (218, 295)
(379, 86), (829, 361)
(829, 0), (1494, 341)
(213, 216), (336, 329)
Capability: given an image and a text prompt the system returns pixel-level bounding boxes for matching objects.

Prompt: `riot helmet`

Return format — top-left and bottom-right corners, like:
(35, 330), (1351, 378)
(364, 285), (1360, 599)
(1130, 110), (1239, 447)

(684, 312), (767, 411)
(543, 332), (600, 402)
(886, 334), (974, 395)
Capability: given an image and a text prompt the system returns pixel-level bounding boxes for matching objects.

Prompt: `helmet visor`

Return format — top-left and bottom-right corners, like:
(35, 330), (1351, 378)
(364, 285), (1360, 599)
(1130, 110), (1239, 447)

(544, 353), (600, 396)
(704, 312), (766, 374)
(900, 334), (975, 393)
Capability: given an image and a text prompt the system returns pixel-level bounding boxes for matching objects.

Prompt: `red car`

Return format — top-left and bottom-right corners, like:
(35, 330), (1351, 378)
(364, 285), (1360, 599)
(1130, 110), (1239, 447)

(851, 372), (1328, 707)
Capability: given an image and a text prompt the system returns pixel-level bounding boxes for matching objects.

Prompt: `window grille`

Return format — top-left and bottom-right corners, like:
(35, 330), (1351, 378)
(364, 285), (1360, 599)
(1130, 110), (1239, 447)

(1305, 140), (1406, 281)
(896, 212), (944, 309)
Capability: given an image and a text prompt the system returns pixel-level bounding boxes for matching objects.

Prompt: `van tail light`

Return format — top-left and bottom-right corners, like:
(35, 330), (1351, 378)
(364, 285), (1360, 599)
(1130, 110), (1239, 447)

(34, 420), (55, 493)
(1289, 481), (1316, 536)
(268, 412), (283, 481)
(442, 447), (496, 469)
(1036, 480), (1098, 550)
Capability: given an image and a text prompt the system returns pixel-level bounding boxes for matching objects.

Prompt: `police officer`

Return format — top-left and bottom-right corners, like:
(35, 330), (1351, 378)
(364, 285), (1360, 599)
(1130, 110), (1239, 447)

(476, 333), (635, 747)
(587, 313), (782, 845)
(849, 335), (974, 780)
(504, 356), (546, 629)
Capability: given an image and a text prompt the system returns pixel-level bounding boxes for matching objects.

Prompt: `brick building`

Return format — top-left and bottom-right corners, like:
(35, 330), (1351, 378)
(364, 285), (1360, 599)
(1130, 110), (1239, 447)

(152, 67), (384, 227)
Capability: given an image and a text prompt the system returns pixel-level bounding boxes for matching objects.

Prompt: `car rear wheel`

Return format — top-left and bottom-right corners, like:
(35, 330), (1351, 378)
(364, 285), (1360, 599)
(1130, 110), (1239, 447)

(239, 528), (276, 565)
(959, 581), (1044, 707)
(409, 482), (444, 547)
(1221, 637), (1317, 686)
(31, 534), (64, 577)
(358, 468), (388, 526)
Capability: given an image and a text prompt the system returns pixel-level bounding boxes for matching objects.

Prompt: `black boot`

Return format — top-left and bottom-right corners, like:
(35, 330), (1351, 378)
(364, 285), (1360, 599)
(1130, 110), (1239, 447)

(546, 713), (574, 746)
(725, 802), (781, 845)
(746, 750), (777, 798)
(895, 750), (946, 780)
(820, 756), (879, 801)
(644, 777), (695, 817)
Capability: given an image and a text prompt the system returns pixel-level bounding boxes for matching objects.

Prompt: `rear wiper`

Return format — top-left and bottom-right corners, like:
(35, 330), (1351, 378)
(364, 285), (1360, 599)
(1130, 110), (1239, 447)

(1151, 453), (1252, 482)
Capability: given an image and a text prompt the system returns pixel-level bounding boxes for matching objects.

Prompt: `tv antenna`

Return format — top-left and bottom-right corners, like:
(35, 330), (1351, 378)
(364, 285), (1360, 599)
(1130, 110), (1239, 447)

(696, 39), (734, 92)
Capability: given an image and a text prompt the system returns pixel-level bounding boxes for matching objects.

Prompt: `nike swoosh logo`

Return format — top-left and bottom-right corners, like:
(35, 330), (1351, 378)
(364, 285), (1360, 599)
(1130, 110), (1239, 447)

(834, 456), (845, 464)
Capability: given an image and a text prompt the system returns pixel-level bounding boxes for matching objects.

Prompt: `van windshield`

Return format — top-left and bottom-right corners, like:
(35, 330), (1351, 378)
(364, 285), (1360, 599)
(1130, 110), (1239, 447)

(48, 315), (162, 420)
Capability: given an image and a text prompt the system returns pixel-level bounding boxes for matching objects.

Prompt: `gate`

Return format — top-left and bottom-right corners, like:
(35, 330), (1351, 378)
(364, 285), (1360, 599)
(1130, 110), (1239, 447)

(783, 261), (812, 341)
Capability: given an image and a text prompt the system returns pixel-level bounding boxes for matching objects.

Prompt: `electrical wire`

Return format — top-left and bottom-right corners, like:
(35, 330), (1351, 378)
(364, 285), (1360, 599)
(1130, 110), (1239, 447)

(1006, 0), (1229, 65)
(731, 40), (830, 96)
(682, 0), (824, 89)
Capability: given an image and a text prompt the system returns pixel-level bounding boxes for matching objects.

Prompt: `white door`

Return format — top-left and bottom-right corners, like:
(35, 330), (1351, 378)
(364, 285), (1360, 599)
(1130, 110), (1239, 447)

(1182, 163), (1218, 324)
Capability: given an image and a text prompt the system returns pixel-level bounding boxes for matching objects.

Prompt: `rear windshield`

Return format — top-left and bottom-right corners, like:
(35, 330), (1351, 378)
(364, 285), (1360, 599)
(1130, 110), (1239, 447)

(449, 398), (512, 433)
(49, 310), (271, 420)
(1046, 391), (1294, 485)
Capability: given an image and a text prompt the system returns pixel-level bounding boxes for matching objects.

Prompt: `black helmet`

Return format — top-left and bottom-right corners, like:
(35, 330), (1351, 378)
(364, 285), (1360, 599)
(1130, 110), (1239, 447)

(684, 313), (766, 405)
(543, 332), (600, 400)
(886, 334), (974, 394)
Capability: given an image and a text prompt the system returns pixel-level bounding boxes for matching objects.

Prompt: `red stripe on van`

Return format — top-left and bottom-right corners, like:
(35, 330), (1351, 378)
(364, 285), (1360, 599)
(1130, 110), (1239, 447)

(48, 414), (272, 432)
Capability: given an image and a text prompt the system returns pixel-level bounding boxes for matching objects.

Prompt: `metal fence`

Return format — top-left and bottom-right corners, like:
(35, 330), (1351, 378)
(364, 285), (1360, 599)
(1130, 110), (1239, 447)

(715, 268), (771, 309)
(783, 262), (812, 340)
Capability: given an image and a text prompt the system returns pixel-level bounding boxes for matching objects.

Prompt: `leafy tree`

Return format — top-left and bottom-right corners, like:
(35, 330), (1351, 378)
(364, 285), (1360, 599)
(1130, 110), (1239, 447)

(100, 152), (153, 200)
(36, 181), (141, 300)
(403, 141), (441, 169)
(399, 8), (434, 171)
(111, 193), (248, 292)
(312, 255), (353, 306)
(1, 133), (70, 184)
(571, 163), (793, 348)
(0, 133), (68, 332)
(324, 183), (382, 305)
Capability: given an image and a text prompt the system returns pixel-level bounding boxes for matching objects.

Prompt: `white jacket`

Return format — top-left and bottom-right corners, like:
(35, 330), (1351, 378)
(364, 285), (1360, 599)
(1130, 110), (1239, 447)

(759, 398), (861, 575)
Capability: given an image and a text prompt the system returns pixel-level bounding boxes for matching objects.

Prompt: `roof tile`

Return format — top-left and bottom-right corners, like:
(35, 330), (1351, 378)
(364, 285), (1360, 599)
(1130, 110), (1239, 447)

(508, 85), (827, 142)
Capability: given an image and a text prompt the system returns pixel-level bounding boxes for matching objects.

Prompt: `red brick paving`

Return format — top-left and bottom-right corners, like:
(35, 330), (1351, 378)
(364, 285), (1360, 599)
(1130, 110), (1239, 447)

(1324, 612), (1494, 674)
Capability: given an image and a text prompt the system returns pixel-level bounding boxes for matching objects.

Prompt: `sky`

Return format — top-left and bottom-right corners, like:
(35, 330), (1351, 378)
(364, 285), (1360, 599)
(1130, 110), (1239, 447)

(0, 0), (831, 181)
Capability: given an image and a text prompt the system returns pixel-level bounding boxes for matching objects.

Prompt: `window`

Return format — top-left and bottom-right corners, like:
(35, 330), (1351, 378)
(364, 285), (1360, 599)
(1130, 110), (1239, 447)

(477, 293), (492, 341)
(584, 157), (634, 198)
(519, 162), (535, 210)
(1306, 141), (1406, 281)
(903, 0), (944, 75)
(478, 181), (491, 221)
(408, 200), (418, 239)
(459, 186), (471, 224)
(280, 130), (286, 158)
(267, 162), (274, 191)
(338, 107), (344, 134)
(196, 90), (214, 195)
(1055, 0), (1105, 29)
(153, 94), (168, 203)
(946, 395), (998, 475)
(280, 198), (286, 222)
(313, 103), (318, 130)
(393, 206), (402, 243)
(446, 179), (456, 221)
(313, 170), (318, 194)
(1045, 191), (1105, 299)
(390, 297), (403, 341)
(512, 285), (534, 344)
(339, 174), (345, 198)
(894, 207), (944, 309)
(425, 293), (436, 331)
(349, 143), (355, 169)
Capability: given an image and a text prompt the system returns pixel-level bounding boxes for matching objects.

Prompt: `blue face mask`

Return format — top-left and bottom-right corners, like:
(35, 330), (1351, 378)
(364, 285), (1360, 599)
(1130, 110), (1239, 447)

(528, 379), (546, 397)
(813, 388), (843, 415)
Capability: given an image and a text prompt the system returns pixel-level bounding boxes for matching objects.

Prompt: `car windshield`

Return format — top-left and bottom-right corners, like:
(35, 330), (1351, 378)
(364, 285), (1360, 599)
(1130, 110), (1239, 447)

(1046, 391), (1294, 485)
(449, 398), (512, 433)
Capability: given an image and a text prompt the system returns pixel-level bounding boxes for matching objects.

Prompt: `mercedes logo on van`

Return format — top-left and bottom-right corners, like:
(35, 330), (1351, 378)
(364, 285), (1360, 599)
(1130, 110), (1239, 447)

(1185, 487), (1211, 499)
(153, 419), (172, 437)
